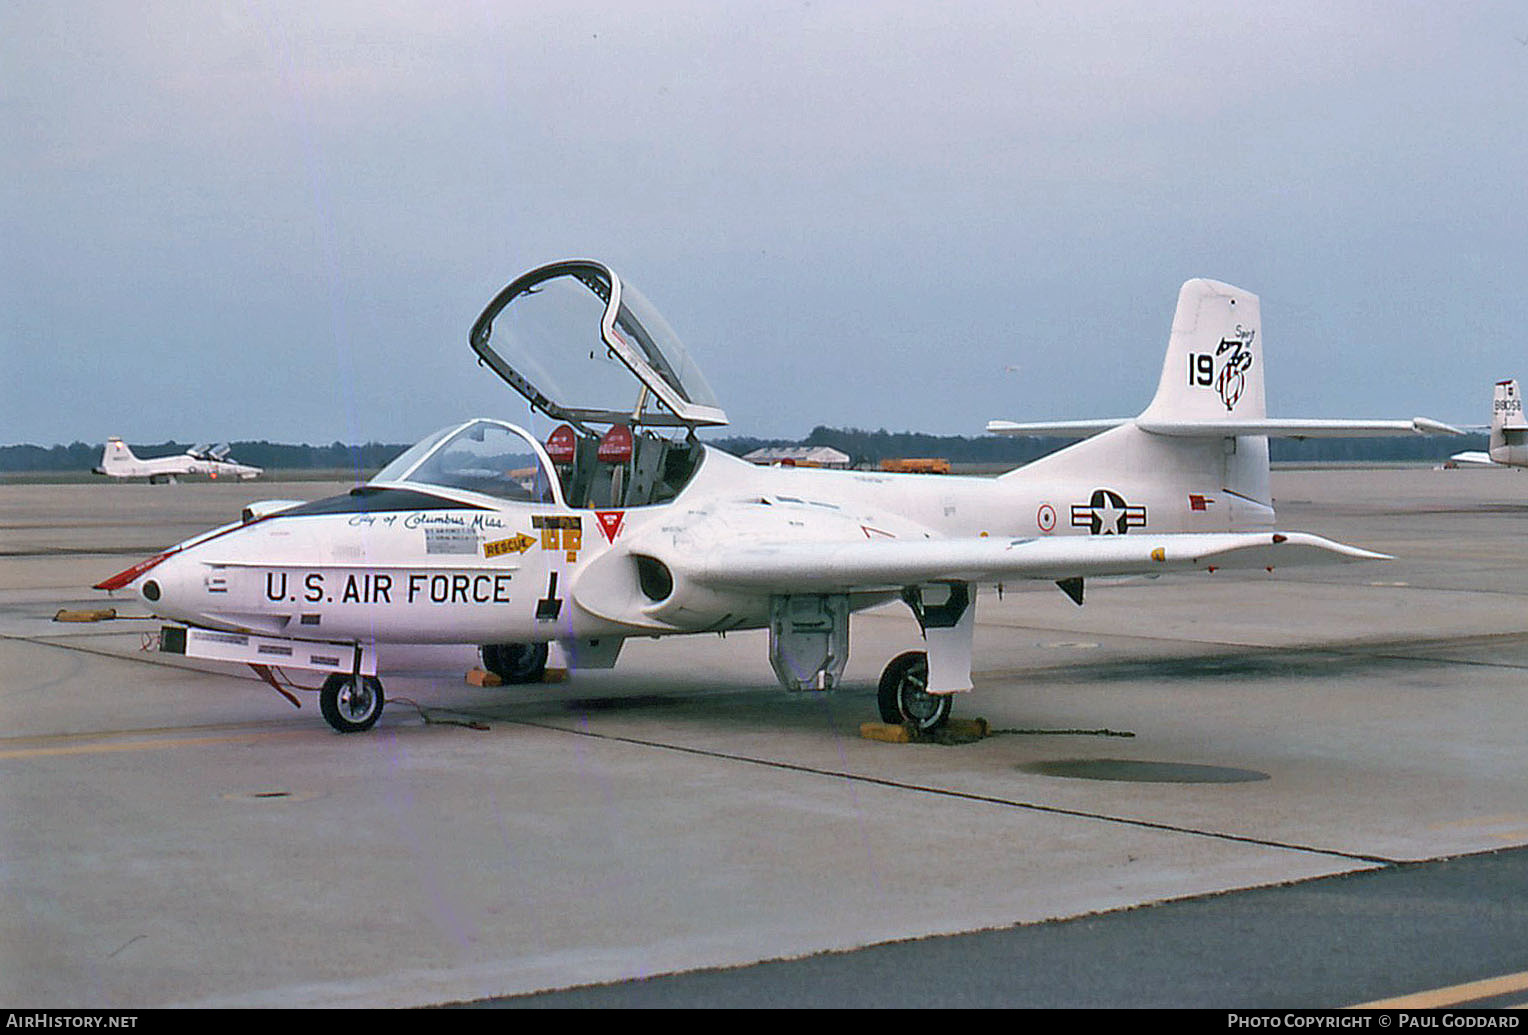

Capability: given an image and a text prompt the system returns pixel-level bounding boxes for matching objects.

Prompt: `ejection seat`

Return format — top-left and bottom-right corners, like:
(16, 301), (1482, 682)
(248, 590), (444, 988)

(546, 423), (637, 509)
(586, 424), (634, 509)
(546, 421), (703, 510)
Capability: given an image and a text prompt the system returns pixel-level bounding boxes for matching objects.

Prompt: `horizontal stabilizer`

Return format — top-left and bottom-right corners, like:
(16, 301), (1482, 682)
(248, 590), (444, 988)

(988, 417), (1461, 439)
(1138, 416), (1462, 439)
(985, 418), (1130, 438)
(686, 531), (1387, 595)
(1448, 451), (1499, 467)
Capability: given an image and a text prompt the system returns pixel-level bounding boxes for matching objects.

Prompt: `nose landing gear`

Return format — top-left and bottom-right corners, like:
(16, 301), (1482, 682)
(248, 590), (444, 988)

(320, 673), (385, 733)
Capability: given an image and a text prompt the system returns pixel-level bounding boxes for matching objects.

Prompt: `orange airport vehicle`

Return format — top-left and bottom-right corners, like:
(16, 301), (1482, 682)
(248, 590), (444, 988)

(879, 458), (951, 474)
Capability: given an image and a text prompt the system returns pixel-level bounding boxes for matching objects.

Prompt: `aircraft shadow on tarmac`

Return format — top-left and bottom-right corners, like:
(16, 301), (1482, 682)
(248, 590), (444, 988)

(994, 645), (1453, 686)
(382, 675), (879, 733)
(356, 637), (1472, 739)
(1017, 758), (1270, 783)
(387, 683), (1278, 786)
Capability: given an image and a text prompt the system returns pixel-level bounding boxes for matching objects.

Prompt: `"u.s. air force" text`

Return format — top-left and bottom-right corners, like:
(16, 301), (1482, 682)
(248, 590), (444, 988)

(264, 571), (512, 605)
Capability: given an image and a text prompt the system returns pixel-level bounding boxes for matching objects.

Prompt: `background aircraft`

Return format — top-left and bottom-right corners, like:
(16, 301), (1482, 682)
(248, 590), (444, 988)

(96, 261), (1457, 733)
(1449, 380), (1526, 468)
(93, 438), (263, 483)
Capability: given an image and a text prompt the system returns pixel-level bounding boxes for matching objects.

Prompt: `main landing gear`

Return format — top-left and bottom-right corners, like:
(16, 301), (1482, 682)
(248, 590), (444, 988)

(766, 588), (970, 733)
(481, 642), (549, 684)
(320, 673), (385, 733)
(877, 650), (952, 733)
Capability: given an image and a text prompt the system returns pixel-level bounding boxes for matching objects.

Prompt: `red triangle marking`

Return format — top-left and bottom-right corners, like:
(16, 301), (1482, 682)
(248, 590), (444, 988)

(595, 510), (626, 543)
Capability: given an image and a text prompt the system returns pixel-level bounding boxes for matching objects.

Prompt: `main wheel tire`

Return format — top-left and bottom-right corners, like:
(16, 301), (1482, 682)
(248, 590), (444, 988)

(320, 673), (385, 733)
(877, 650), (952, 732)
(481, 642), (549, 684)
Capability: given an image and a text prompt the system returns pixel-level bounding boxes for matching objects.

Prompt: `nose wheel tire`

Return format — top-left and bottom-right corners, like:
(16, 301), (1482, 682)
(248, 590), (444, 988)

(877, 650), (952, 732)
(320, 673), (385, 733)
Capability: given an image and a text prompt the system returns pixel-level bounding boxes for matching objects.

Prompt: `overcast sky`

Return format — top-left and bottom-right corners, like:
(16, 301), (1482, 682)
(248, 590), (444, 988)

(3, 2), (1525, 447)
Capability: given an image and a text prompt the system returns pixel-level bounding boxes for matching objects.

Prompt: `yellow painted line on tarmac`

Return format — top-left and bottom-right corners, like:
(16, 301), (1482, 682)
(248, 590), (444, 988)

(0, 730), (306, 760)
(1427, 814), (1528, 843)
(1352, 970), (1528, 1009)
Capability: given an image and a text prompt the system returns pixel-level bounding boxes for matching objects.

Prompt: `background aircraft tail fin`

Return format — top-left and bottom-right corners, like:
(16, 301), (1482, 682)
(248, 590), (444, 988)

(98, 437), (140, 476)
(1489, 379), (1525, 462)
(1492, 380), (1524, 433)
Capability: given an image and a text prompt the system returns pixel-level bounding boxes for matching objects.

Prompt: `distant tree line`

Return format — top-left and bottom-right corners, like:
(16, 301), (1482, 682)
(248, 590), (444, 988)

(1265, 435), (1487, 463)
(1, 429), (1489, 472)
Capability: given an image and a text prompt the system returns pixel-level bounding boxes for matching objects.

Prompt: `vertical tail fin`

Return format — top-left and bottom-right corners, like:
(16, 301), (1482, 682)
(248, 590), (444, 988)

(1492, 380), (1523, 432)
(1136, 279), (1270, 524)
(1490, 379), (1525, 463)
(1140, 279), (1265, 423)
(98, 437), (140, 476)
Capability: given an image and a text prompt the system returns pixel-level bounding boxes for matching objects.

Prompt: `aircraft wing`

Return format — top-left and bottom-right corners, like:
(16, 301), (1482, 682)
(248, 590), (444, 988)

(685, 531), (1386, 594)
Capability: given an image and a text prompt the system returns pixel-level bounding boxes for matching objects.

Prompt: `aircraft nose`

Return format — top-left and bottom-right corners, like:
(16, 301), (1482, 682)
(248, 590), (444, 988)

(95, 548), (202, 623)
(95, 520), (261, 625)
(135, 552), (203, 622)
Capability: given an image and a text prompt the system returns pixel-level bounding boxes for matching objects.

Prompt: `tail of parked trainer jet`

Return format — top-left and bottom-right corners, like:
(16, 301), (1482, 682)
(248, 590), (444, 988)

(1491, 378), (1524, 433)
(1449, 380), (1524, 467)
(1489, 379), (1525, 465)
(988, 278), (1460, 528)
(93, 437), (141, 477)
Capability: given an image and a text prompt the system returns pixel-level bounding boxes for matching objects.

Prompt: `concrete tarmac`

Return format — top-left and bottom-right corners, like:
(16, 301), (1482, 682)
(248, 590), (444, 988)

(1, 466), (1525, 1008)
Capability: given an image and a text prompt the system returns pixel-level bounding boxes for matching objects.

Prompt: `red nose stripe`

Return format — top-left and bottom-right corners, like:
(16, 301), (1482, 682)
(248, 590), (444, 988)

(94, 549), (179, 591)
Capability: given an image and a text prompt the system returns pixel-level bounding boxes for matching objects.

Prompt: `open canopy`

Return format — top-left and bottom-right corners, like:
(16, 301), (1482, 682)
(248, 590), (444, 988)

(469, 259), (729, 431)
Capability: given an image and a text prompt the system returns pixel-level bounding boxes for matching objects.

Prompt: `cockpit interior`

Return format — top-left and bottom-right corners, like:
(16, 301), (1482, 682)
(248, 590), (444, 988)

(542, 420), (703, 509)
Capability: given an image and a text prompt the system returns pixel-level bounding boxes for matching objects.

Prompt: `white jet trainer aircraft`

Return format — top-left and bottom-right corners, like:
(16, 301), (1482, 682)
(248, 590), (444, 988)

(96, 260), (1460, 734)
(94, 438), (263, 483)
(1450, 380), (1526, 467)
